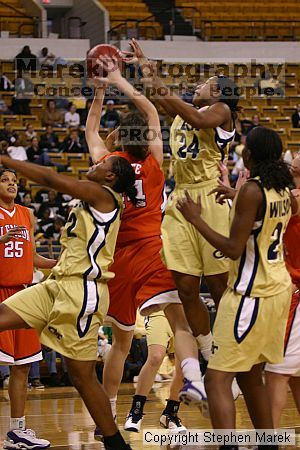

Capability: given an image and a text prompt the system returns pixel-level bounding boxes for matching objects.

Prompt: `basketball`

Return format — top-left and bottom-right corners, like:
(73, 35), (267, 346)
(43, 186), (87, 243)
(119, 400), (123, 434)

(86, 44), (123, 78)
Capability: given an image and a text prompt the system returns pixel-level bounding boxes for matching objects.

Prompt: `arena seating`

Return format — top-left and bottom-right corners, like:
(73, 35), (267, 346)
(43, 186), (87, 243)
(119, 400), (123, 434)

(0, 0), (34, 37)
(100, 0), (162, 39)
(176, 0), (300, 40)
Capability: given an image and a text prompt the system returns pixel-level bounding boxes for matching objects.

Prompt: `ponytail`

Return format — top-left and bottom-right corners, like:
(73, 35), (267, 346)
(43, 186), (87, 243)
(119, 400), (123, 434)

(110, 156), (139, 205)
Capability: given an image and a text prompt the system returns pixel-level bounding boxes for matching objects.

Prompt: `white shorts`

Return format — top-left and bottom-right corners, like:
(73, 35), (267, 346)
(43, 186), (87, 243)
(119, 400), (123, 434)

(265, 291), (300, 376)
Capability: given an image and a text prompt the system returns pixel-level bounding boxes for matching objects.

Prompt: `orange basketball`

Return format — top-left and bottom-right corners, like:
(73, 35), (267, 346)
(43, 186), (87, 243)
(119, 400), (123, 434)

(86, 44), (123, 78)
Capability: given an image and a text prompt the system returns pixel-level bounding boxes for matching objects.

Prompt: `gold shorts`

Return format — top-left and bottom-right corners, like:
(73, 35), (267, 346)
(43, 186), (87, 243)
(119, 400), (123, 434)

(145, 312), (174, 353)
(208, 287), (291, 372)
(4, 277), (109, 361)
(161, 179), (230, 277)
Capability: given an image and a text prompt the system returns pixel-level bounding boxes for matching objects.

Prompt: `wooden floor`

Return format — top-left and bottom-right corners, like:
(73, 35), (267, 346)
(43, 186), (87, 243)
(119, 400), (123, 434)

(0, 382), (299, 449)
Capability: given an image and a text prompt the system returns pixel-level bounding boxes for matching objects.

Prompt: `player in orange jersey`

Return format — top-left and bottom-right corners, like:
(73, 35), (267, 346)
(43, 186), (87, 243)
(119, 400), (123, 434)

(265, 154), (300, 427)
(0, 168), (56, 449)
(86, 62), (207, 437)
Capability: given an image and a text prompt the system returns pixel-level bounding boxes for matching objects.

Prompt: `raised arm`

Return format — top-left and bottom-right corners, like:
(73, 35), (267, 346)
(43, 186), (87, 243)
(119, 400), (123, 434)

(85, 83), (109, 163)
(93, 56), (163, 166)
(125, 39), (230, 129)
(0, 156), (106, 209)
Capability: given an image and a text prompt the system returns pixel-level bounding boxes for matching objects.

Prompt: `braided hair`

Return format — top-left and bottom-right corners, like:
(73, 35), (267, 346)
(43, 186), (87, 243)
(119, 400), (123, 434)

(216, 76), (241, 118)
(110, 156), (138, 206)
(246, 126), (294, 192)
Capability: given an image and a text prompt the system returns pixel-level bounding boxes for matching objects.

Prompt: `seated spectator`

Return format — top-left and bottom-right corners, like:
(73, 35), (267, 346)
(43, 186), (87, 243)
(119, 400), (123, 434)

(42, 100), (64, 127)
(38, 47), (56, 68)
(51, 88), (69, 112)
(243, 115), (260, 134)
(64, 103), (80, 128)
(37, 207), (54, 233)
(100, 100), (120, 128)
(11, 73), (34, 115)
(24, 123), (37, 144)
(40, 125), (59, 152)
(43, 215), (65, 242)
(27, 137), (66, 171)
(291, 104), (300, 128)
(22, 192), (37, 214)
(60, 128), (87, 153)
(0, 74), (14, 91)
(38, 190), (63, 219)
(0, 121), (14, 143)
(80, 99), (93, 126)
(7, 134), (27, 161)
(15, 45), (37, 76)
(0, 94), (12, 115)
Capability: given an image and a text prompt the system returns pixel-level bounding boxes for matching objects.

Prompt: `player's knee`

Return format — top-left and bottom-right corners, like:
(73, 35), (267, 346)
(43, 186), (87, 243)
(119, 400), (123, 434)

(147, 352), (164, 368)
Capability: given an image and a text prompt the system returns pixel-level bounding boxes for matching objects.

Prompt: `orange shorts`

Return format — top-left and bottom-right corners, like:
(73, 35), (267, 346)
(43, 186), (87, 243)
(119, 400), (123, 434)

(106, 237), (180, 330)
(0, 286), (42, 365)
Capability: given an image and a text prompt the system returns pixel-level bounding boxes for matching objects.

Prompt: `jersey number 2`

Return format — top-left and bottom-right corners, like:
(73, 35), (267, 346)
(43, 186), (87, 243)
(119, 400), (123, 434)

(4, 241), (24, 258)
(267, 222), (283, 262)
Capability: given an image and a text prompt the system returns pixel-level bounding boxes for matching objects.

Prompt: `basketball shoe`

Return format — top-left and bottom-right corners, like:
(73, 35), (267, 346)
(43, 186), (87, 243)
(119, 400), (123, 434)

(4, 429), (50, 449)
(159, 413), (187, 433)
(123, 409), (143, 432)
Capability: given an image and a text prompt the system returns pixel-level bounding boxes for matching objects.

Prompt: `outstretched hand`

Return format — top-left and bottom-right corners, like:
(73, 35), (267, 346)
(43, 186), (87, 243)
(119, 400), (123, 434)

(121, 38), (146, 64)
(94, 56), (123, 85)
(208, 179), (237, 204)
(176, 190), (202, 225)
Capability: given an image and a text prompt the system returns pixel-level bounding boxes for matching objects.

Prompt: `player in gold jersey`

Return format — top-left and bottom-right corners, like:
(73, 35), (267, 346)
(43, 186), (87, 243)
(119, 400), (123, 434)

(177, 127), (297, 444)
(0, 154), (136, 450)
(123, 39), (239, 362)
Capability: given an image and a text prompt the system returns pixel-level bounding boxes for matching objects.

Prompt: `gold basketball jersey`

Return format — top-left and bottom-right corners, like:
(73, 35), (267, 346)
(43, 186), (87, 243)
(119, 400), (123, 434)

(170, 113), (235, 185)
(228, 180), (292, 297)
(52, 187), (122, 281)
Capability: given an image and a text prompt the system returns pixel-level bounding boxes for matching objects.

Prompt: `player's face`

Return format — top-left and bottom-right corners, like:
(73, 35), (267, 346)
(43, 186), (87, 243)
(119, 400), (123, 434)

(193, 76), (219, 106)
(291, 156), (300, 179)
(0, 171), (18, 201)
(86, 156), (116, 184)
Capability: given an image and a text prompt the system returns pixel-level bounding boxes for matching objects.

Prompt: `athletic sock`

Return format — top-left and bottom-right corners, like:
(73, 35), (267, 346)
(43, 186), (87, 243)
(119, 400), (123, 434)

(162, 399), (180, 416)
(109, 396), (117, 419)
(103, 430), (129, 449)
(10, 416), (26, 431)
(130, 395), (147, 414)
(181, 358), (202, 382)
(196, 332), (212, 361)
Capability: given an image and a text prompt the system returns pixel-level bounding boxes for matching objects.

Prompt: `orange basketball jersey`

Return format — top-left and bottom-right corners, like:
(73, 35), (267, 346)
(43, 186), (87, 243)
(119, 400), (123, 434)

(0, 204), (33, 286)
(284, 214), (300, 289)
(111, 152), (166, 245)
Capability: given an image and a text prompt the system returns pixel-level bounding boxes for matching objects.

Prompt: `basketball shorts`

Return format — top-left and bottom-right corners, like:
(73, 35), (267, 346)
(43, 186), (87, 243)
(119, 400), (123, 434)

(208, 287), (291, 372)
(161, 179), (230, 277)
(106, 237), (180, 331)
(144, 312), (174, 353)
(4, 276), (109, 361)
(0, 286), (42, 365)
(265, 290), (300, 376)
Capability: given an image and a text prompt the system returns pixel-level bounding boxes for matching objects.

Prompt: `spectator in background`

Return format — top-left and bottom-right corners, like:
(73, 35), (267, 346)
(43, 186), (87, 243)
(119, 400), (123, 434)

(0, 94), (12, 115)
(0, 140), (9, 156)
(11, 72), (34, 115)
(38, 190), (63, 219)
(7, 134), (27, 161)
(0, 121), (13, 143)
(22, 192), (37, 214)
(37, 207), (54, 234)
(40, 125), (59, 152)
(15, 45), (37, 76)
(291, 104), (300, 128)
(38, 47), (56, 68)
(24, 123), (37, 144)
(43, 215), (65, 242)
(0, 74), (14, 91)
(80, 99), (93, 126)
(244, 114), (260, 134)
(42, 100), (64, 127)
(100, 100), (120, 128)
(64, 103), (80, 128)
(27, 137), (67, 171)
(51, 88), (69, 112)
(60, 128), (86, 153)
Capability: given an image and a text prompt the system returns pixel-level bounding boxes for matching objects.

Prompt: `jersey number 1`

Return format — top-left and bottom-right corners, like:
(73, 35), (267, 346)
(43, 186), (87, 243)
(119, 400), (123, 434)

(123, 180), (146, 208)
(4, 241), (24, 258)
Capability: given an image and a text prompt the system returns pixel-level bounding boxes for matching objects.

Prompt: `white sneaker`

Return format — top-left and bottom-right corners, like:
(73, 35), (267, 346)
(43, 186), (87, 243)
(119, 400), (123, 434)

(179, 378), (209, 418)
(3, 377), (9, 389)
(4, 429), (50, 449)
(124, 410), (143, 432)
(159, 413), (187, 434)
